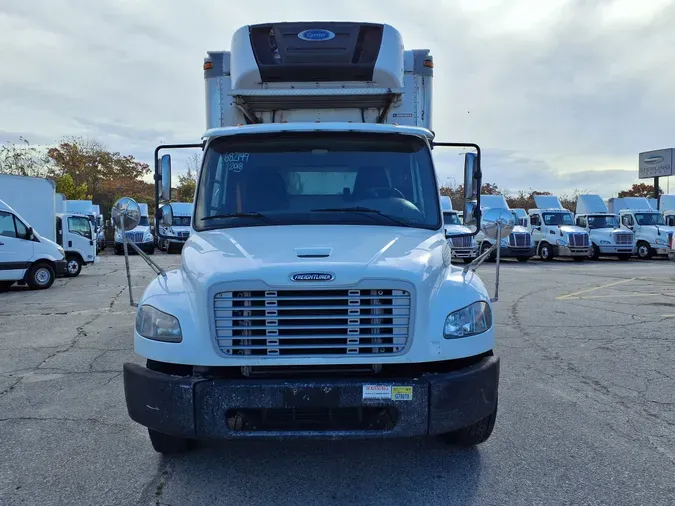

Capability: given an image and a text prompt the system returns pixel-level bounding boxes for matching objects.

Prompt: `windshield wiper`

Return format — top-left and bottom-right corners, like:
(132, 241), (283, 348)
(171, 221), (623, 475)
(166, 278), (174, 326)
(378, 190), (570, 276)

(310, 207), (411, 227)
(201, 212), (278, 225)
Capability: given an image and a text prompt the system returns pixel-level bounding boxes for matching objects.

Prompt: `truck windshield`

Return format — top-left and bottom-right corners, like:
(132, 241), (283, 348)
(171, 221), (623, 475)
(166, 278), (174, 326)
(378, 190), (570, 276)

(138, 217), (150, 227)
(635, 213), (666, 226)
(587, 215), (619, 229)
(195, 132), (441, 231)
(172, 216), (191, 227)
(542, 212), (574, 226)
(443, 212), (460, 225)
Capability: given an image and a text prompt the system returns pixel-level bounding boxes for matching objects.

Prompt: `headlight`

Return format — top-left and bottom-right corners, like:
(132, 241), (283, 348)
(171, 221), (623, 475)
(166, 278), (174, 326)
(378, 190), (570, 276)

(600, 240), (611, 245)
(656, 238), (667, 245)
(135, 305), (182, 342)
(443, 301), (492, 339)
(556, 239), (568, 246)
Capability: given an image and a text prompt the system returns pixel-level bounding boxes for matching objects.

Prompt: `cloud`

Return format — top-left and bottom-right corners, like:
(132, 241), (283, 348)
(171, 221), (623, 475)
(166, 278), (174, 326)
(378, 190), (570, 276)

(0, 0), (674, 197)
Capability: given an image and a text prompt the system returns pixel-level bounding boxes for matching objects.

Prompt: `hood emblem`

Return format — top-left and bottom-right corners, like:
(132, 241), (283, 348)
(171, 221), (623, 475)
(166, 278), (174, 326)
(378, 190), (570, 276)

(290, 272), (335, 282)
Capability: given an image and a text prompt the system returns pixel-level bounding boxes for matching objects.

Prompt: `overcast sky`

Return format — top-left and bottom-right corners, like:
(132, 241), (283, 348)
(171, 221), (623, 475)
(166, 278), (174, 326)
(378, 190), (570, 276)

(1, 0), (674, 197)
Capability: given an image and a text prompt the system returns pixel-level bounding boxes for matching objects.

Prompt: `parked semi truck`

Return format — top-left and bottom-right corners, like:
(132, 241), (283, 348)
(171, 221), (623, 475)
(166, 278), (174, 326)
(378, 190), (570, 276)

(512, 208), (528, 227)
(661, 195), (675, 227)
(0, 174), (96, 279)
(475, 195), (534, 262)
(117, 21), (513, 454)
(528, 195), (590, 261)
(158, 202), (194, 253)
(440, 195), (478, 263)
(574, 194), (634, 261)
(114, 202), (154, 254)
(608, 197), (674, 259)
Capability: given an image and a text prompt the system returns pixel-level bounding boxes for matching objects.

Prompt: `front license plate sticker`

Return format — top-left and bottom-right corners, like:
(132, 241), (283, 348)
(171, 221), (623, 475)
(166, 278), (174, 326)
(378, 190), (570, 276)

(392, 386), (413, 401)
(363, 384), (392, 399)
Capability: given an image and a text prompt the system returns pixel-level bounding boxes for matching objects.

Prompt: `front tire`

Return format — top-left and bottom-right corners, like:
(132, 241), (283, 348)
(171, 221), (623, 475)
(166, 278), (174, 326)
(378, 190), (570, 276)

(148, 428), (196, 454)
(588, 243), (600, 260)
(636, 241), (653, 260)
(442, 397), (498, 447)
(539, 242), (554, 261)
(65, 255), (82, 277)
(26, 262), (55, 290)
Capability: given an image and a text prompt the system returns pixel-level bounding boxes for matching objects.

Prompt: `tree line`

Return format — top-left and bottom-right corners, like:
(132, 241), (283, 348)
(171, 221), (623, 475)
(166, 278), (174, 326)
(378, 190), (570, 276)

(0, 136), (659, 219)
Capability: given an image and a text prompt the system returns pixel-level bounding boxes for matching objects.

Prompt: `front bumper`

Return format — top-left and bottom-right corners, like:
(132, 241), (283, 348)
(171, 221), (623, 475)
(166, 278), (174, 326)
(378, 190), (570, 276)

(556, 246), (589, 257)
(115, 240), (154, 252)
(598, 245), (634, 255)
(54, 259), (68, 276)
(123, 355), (499, 440)
(498, 246), (535, 258)
(654, 247), (671, 256)
(451, 247), (478, 259)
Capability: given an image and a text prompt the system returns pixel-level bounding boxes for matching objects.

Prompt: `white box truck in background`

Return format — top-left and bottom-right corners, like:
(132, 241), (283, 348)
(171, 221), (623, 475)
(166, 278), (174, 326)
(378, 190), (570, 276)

(528, 195), (590, 261)
(66, 200), (105, 252)
(117, 21), (514, 454)
(608, 197), (674, 259)
(440, 195), (478, 263)
(114, 202), (154, 255)
(0, 174), (97, 278)
(660, 195), (675, 227)
(55, 193), (67, 213)
(475, 195), (535, 262)
(574, 194), (634, 261)
(158, 202), (193, 253)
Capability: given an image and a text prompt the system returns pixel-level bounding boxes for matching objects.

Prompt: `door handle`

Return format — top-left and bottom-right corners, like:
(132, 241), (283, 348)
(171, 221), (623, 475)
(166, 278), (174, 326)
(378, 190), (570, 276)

(0, 242), (4, 246)
(68, 240), (72, 247)
(89, 240), (94, 246)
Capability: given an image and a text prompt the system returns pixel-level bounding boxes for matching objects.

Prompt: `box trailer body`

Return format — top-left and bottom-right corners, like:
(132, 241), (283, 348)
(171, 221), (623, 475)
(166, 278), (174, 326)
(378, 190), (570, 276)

(608, 197), (674, 259)
(527, 195), (590, 261)
(574, 194), (634, 260)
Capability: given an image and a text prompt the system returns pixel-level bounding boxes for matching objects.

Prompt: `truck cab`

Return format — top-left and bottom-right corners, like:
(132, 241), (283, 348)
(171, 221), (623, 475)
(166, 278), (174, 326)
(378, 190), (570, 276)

(609, 197), (674, 259)
(115, 202), (154, 255)
(474, 195), (534, 262)
(511, 208), (528, 227)
(119, 21), (506, 454)
(56, 212), (98, 276)
(528, 195), (590, 261)
(158, 202), (194, 253)
(574, 194), (634, 261)
(440, 196), (478, 263)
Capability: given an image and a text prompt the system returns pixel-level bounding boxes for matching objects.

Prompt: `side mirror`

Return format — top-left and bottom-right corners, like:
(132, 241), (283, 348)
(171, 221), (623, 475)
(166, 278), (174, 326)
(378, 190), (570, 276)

(481, 208), (515, 240)
(161, 205), (173, 227)
(462, 152), (481, 226)
(112, 197), (141, 231)
(160, 154), (172, 202)
(27, 226), (34, 240)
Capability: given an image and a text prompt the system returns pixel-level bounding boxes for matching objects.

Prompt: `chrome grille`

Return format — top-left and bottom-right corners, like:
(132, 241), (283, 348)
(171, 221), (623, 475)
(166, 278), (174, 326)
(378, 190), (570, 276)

(508, 232), (531, 248)
(213, 288), (411, 357)
(614, 232), (633, 245)
(569, 233), (589, 247)
(451, 236), (472, 248)
(125, 231), (144, 243)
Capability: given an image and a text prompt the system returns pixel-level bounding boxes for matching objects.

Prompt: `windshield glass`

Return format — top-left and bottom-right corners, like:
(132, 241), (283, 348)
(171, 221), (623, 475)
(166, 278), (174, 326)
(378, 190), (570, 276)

(443, 211), (460, 225)
(542, 212), (574, 226)
(172, 216), (191, 227)
(635, 212), (666, 226)
(138, 216), (150, 227)
(68, 216), (92, 239)
(194, 132), (441, 231)
(587, 215), (619, 229)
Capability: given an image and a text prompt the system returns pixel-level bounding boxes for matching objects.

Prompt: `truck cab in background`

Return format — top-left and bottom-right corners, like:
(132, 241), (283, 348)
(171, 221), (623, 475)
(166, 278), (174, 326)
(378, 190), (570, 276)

(660, 195), (675, 260)
(574, 194), (634, 261)
(440, 195), (478, 263)
(56, 212), (98, 276)
(511, 208), (528, 227)
(609, 197), (674, 260)
(474, 195), (534, 262)
(528, 195), (590, 261)
(157, 202), (194, 253)
(115, 202), (154, 255)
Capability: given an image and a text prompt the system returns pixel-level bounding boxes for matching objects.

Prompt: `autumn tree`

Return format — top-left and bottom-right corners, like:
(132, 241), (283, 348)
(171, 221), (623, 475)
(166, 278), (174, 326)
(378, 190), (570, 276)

(618, 183), (662, 198)
(439, 182), (501, 210)
(174, 153), (200, 202)
(0, 137), (50, 177)
(54, 173), (89, 200)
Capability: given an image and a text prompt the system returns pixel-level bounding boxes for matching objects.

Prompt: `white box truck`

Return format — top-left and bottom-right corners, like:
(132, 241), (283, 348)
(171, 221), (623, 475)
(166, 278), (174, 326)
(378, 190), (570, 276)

(440, 195), (478, 263)
(474, 195), (535, 262)
(118, 22), (511, 454)
(0, 174), (97, 278)
(158, 202), (193, 253)
(528, 195), (590, 261)
(574, 194), (634, 260)
(660, 195), (675, 227)
(114, 202), (154, 255)
(66, 200), (105, 252)
(608, 197), (674, 259)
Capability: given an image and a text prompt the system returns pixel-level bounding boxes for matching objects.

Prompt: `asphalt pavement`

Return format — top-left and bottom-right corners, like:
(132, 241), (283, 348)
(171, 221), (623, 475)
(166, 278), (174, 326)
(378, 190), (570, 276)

(1, 252), (674, 505)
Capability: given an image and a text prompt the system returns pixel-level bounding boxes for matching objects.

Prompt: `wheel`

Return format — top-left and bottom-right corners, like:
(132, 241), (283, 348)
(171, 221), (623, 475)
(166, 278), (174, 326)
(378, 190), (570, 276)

(636, 241), (653, 260)
(442, 397), (498, 446)
(539, 242), (554, 261)
(26, 262), (55, 290)
(588, 243), (600, 260)
(462, 258), (473, 264)
(148, 428), (196, 454)
(65, 255), (82, 277)
(573, 256), (585, 262)
(0, 281), (13, 292)
(480, 242), (496, 262)
(516, 257), (529, 263)
(617, 254), (632, 261)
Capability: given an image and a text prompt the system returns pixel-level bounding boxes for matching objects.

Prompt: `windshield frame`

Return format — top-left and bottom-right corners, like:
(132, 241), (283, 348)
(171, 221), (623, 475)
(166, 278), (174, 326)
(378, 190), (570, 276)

(138, 216), (150, 227)
(442, 211), (461, 226)
(635, 212), (666, 226)
(193, 131), (443, 233)
(586, 214), (619, 229)
(542, 211), (575, 226)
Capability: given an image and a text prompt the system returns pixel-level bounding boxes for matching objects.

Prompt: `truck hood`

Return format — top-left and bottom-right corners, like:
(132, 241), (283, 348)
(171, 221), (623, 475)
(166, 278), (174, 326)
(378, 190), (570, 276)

(444, 224), (472, 235)
(559, 225), (587, 236)
(589, 228), (629, 239)
(182, 225), (448, 287)
(511, 225), (530, 235)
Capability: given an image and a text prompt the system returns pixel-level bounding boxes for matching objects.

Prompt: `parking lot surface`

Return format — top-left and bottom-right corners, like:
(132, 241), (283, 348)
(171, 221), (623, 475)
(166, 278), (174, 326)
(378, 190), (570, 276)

(1, 252), (674, 505)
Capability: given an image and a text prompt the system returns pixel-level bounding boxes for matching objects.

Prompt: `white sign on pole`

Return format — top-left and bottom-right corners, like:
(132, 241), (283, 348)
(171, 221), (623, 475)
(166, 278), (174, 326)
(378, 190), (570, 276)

(638, 148), (674, 179)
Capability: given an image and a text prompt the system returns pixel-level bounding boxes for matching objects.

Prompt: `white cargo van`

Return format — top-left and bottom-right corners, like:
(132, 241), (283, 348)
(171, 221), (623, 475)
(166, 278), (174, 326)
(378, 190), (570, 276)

(528, 195), (590, 261)
(117, 21), (513, 454)
(440, 196), (478, 263)
(574, 194), (634, 260)
(157, 202), (193, 253)
(608, 197), (674, 259)
(475, 195), (535, 262)
(0, 198), (67, 290)
(115, 202), (154, 254)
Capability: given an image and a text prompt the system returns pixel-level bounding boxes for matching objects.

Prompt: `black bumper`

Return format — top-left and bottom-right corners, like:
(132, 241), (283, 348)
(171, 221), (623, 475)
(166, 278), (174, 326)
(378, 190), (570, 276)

(123, 355), (499, 440)
(54, 259), (68, 276)
(499, 246), (535, 258)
